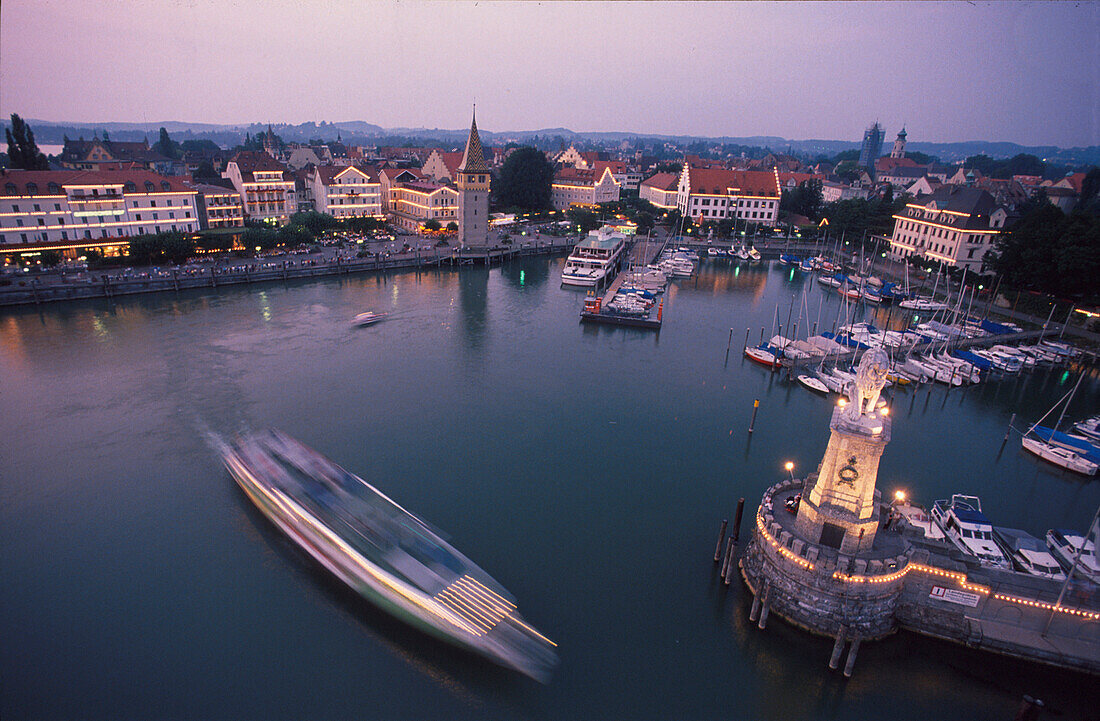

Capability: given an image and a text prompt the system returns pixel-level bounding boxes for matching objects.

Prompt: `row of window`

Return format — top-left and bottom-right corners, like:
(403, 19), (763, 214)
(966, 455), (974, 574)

(0, 222), (196, 244)
(3, 180), (176, 195)
(9, 197), (189, 213)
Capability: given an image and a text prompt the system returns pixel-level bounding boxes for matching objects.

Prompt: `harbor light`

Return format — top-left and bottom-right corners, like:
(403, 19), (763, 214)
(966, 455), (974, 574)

(785, 461), (795, 481)
(838, 398), (848, 408)
(894, 490), (906, 503)
(880, 406), (889, 416)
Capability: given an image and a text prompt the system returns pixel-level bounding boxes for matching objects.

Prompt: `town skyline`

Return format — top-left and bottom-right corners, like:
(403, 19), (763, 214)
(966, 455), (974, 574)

(1, 1), (1097, 148)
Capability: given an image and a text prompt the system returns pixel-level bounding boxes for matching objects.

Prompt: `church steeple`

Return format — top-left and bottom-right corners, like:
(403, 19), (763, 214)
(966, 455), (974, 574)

(458, 108), (489, 174)
(890, 127), (907, 159)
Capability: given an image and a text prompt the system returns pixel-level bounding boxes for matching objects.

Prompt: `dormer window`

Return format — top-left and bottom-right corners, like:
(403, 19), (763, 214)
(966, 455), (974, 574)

(125, 182), (137, 192)
(145, 181), (155, 192)
(4, 183), (17, 195)
(26, 182), (38, 194)
(161, 181), (171, 192)
(47, 182), (61, 194)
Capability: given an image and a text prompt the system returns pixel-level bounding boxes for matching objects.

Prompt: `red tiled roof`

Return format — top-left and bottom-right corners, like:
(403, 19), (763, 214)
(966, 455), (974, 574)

(593, 160), (627, 176)
(640, 172), (679, 191)
(684, 168), (780, 197)
(1, 168), (194, 195)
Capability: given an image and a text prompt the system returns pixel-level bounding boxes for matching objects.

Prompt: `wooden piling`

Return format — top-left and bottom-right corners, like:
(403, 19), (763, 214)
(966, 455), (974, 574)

(749, 595), (761, 623)
(732, 498), (745, 542)
(713, 519), (728, 562)
(828, 626), (848, 670)
(748, 399), (759, 434)
(1013, 695), (1044, 721)
(1003, 413), (1016, 444)
(721, 537), (735, 583)
(757, 582), (771, 630)
(744, 327), (750, 351)
(842, 636), (861, 677)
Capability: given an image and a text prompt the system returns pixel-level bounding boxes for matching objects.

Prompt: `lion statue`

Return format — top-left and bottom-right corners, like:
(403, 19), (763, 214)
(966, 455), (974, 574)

(846, 348), (890, 420)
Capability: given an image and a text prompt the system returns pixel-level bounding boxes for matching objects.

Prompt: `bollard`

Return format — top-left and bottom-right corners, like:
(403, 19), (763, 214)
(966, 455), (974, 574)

(732, 498), (746, 541)
(842, 636), (861, 677)
(721, 537), (736, 584)
(828, 627), (848, 670)
(713, 519), (728, 562)
(748, 399), (759, 433)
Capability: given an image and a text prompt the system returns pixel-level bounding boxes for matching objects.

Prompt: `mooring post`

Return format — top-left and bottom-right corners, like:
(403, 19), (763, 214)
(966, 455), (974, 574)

(828, 626), (848, 670)
(727, 328), (734, 353)
(1003, 413), (1016, 445)
(732, 498), (746, 542)
(748, 399), (759, 434)
(760, 326), (765, 344)
(713, 519), (728, 562)
(757, 582), (771, 630)
(749, 595), (761, 623)
(721, 537), (736, 583)
(744, 327), (750, 351)
(842, 636), (861, 677)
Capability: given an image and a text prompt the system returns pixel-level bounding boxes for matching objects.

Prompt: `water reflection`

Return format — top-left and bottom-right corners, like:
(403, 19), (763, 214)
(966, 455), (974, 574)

(458, 266), (489, 349)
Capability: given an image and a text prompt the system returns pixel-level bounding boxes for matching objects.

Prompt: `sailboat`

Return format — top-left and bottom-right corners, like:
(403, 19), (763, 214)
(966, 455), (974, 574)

(1021, 374), (1099, 476)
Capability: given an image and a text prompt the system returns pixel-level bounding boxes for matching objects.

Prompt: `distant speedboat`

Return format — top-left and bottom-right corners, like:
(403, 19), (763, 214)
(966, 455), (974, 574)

(353, 311), (387, 326)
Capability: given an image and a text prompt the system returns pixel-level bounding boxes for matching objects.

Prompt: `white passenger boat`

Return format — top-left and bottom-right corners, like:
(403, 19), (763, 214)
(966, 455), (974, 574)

(1046, 528), (1100, 583)
(992, 527), (1066, 580)
(930, 495), (1011, 569)
(353, 311), (388, 326)
(218, 430), (559, 681)
(899, 297), (949, 312)
(561, 226), (627, 287)
(1021, 437), (1099, 475)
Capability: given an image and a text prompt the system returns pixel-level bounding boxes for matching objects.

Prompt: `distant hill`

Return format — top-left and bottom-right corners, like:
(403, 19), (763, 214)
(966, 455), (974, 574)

(10, 118), (1099, 165)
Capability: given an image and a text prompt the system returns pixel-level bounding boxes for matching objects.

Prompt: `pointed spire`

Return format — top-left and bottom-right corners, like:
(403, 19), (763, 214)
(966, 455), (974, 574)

(458, 106), (489, 174)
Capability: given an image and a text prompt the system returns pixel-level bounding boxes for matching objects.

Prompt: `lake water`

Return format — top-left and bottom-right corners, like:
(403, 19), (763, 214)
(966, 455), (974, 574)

(3, 258), (1098, 720)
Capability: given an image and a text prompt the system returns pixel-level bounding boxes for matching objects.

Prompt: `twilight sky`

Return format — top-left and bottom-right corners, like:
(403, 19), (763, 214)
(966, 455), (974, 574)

(1, 1), (1097, 147)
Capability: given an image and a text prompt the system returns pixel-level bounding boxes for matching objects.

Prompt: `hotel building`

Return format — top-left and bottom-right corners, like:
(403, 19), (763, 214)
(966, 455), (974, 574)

(0, 169), (198, 259)
(676, 167), (781, 224)
(887, 186), (1007, 272)
(307, 165), (383, 219)
(222, 151), (297, 225)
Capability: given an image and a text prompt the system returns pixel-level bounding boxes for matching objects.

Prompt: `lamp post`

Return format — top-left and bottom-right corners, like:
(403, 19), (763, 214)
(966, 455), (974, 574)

(785, 461), (795, 482)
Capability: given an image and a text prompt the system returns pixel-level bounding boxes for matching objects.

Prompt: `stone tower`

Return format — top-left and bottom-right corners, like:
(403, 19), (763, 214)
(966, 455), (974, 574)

(457, 109), (490, 249)
(890, 127), (907, 159)
(794, 349), (892, 554)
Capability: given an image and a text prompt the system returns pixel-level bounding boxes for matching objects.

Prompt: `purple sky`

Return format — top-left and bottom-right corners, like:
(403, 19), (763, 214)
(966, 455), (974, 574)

(1, 1), (1097, 147)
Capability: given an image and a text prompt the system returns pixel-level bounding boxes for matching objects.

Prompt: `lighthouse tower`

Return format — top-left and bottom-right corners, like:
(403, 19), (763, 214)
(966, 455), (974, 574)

(456, 109), (490, 249)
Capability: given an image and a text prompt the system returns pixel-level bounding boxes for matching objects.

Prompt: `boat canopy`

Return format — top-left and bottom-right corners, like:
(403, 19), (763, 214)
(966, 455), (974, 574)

(979, 319), (1016, 335)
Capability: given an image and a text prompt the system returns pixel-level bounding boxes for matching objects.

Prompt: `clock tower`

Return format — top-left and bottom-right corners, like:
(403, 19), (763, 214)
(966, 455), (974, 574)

(457, 109), (490, 248)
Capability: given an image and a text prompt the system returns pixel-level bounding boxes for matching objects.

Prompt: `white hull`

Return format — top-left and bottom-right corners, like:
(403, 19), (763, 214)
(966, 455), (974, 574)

(1022, 437), (1098, 475)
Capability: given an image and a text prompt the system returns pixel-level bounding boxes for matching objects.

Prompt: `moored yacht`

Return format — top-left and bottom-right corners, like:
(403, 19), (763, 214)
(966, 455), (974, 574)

(561, 226), (627, 287)
(1046, 528), (1100, 583)
(992, 527), (1066, 580)
(930, 495), (1011, 569)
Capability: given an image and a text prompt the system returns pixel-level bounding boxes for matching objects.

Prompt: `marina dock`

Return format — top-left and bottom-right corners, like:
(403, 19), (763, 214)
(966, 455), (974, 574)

(579, 234), (669, 330)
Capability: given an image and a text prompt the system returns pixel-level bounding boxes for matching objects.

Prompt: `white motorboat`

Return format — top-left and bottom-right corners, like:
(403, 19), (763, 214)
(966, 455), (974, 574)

(893, 502), (945, 540)
(353, 311), (388, 326)
(1046, 528), (1100, 583)
(992, 528), (1066, 580)
(930, 495), (1011, 569)
(797, 374), (830, 394)
(814, 369), (846, 393)
(899, 297), (949, 312)
(561, 226), (627, 286)
(1072, 416), (1100, 443)
(1021, 437), (1099, 475)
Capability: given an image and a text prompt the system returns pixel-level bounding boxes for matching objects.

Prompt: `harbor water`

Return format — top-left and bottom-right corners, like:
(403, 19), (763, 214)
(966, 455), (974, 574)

(3, 258), (1099, 720)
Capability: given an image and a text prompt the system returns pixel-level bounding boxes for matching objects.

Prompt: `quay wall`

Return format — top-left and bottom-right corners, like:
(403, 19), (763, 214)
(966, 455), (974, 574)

(0, 243), (572, 308)
(742, 481), (1100, 674)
